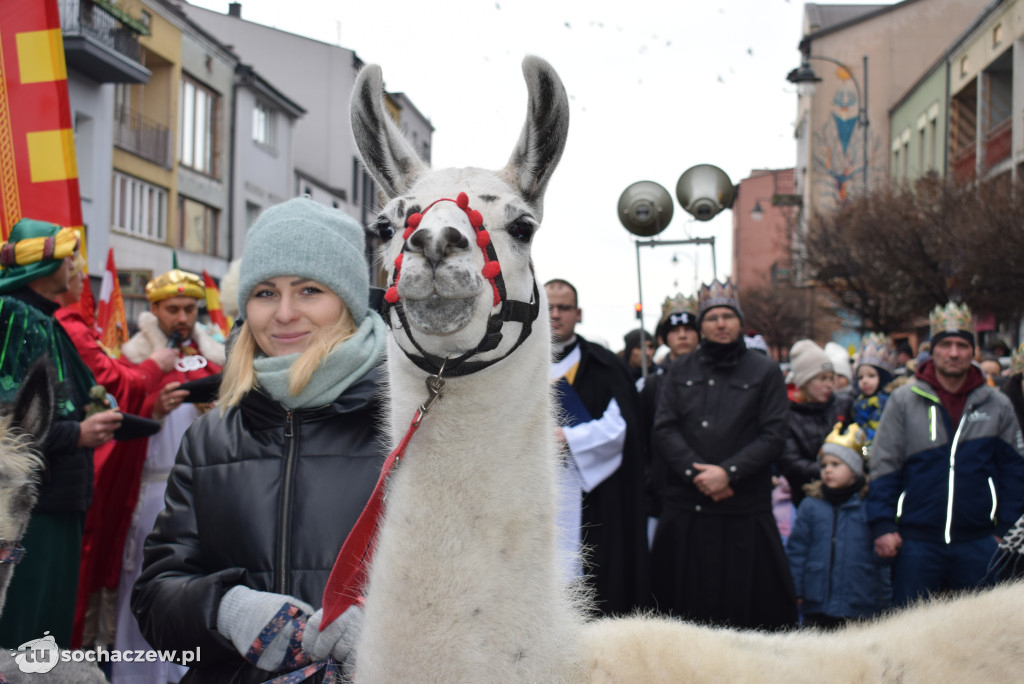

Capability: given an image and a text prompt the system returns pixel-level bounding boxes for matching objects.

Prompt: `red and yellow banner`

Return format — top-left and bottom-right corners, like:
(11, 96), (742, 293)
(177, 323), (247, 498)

(202, 270), (231, 337)
(0, 0), (84, 245)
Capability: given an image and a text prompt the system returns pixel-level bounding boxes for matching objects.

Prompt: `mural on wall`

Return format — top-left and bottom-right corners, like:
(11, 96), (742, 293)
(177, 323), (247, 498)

(812, 65), (872, 207)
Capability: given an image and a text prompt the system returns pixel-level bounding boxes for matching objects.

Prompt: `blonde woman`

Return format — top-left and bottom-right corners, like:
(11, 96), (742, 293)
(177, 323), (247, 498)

(133, 198), (386, 683)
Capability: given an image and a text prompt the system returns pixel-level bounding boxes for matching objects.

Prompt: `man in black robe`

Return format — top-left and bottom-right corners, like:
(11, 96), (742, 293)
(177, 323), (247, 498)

(650, 277), (797, 630)
(546, 279), (649, 615)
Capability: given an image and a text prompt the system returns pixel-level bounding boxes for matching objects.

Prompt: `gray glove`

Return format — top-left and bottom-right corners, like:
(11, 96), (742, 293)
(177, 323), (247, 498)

(216, 585), (314, 671)
(302, 603), (364, 670)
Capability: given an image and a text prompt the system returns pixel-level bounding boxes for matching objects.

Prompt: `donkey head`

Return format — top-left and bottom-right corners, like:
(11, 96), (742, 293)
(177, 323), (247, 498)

(351, 57), (569, 371)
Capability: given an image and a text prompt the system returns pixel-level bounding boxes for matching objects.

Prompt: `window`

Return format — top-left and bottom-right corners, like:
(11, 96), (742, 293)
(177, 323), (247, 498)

(180, 75), (217, 175)
(927, 118), (938, 171)
(178, 196), (220, 256)
(246, 201), (262, 231)
(113, 171), (167, 241)
(352, 157), (360, 204)
(252, 101), (276, 148)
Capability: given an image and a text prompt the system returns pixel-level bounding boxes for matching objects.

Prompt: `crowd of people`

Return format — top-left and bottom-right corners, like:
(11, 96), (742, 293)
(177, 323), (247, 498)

(1, 203), (1023, 682)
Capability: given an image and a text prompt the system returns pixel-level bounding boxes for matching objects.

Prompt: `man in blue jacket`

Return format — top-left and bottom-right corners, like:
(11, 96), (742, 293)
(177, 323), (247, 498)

(867, 302), (1024, 605)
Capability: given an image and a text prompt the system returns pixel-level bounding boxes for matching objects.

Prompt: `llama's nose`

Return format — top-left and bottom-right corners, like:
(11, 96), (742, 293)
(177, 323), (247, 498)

(408, 226), (470, 268)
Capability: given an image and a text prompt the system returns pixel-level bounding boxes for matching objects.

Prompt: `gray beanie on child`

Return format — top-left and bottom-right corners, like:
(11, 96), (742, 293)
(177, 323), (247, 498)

(238, 197), (369, 323)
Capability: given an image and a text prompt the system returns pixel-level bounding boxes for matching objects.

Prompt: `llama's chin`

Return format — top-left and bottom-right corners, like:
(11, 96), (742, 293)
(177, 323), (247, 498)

(403, 295), (477, 335)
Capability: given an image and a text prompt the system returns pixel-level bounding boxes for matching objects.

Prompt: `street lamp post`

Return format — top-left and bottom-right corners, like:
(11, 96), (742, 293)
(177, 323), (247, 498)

(618, 166), (734, 380)
(787, 53), (870, 191)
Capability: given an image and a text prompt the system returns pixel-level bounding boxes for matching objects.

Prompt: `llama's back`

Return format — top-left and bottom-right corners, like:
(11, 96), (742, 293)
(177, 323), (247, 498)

(578, 581), (1024, 683)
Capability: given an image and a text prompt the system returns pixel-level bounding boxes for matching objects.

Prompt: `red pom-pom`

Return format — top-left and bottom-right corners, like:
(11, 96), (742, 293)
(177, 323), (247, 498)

(468, 209), (483, 229)
(384, 286), (400, 304)
(403, 226), (415, 240)
(481, 261), (501, 279)
(456, 192), (469, 209)
(407, 213), (422, 229)
(394, 253), (404, 269)
(476, 230), (491, 248)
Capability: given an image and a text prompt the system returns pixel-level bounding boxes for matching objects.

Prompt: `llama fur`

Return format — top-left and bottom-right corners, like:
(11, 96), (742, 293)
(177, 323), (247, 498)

(350, 56), (1024, 683)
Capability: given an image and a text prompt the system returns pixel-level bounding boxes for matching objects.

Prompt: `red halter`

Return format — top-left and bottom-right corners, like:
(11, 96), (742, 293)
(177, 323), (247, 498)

(384, 192), (501, 307)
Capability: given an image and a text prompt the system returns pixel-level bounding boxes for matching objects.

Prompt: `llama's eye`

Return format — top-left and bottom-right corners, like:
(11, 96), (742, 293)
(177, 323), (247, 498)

(507, 217), (535, 243)
(373, 216), (395, 241)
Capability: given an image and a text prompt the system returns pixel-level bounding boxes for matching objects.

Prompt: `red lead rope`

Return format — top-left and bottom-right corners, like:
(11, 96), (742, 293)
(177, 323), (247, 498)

(319, 369), (445, 630)
(319, 409), (422, 629)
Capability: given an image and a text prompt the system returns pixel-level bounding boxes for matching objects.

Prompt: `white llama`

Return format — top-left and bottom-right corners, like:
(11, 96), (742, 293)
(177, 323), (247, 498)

(0, 360), (106, 683)
(349, 56), (1024, 683)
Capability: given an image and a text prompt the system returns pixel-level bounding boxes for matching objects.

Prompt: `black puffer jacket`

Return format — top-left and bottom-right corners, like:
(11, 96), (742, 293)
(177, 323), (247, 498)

(132, 366), (386, 684)
(779, 395), (843, 506)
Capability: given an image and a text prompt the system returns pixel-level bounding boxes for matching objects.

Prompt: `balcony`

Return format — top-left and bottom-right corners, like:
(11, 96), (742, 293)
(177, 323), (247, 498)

(952, 142), (976, 186)
(59, 0), (150, 84)
(114, 104), (171, 168)
(984, 118), (1012, 172)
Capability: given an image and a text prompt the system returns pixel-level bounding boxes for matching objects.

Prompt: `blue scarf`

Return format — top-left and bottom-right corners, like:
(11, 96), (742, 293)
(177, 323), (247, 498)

(253, 313), (386, 410)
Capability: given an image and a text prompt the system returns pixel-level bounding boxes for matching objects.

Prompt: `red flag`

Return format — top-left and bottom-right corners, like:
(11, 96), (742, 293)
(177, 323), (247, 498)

(0, 0), (84, 240)
(202, 270), (230, 337)
(96, 248), (128, 356)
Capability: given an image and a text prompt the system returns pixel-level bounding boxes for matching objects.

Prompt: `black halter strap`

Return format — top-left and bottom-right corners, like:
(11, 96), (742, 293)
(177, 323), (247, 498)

(389, 279), (540, 377)
(381, 192), (541, 378)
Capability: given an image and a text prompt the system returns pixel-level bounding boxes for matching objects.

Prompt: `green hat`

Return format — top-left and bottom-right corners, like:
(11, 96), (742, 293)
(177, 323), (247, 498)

(0, 218), (78, 295)
(238, 197), (370, 323)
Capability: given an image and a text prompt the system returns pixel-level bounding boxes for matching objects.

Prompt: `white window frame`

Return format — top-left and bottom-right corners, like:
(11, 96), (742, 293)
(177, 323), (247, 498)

(112, 171), (168, 242)
(180, 75), (217, 174)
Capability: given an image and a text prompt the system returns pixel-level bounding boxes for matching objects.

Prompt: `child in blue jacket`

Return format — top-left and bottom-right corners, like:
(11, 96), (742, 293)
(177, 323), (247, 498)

(851, 333), (896, 446)
(787, 423), (890, 628)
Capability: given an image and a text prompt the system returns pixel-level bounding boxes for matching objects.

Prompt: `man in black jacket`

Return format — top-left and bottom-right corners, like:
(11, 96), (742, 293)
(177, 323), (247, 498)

(650, 277), (796, 630)
(0, 218), (122, 647)
(546, 279), (648, 615)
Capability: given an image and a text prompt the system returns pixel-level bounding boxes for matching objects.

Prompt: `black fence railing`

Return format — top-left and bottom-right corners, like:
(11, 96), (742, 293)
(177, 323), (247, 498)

(58, 0), (142, 64)
(114, 104), (171, 168)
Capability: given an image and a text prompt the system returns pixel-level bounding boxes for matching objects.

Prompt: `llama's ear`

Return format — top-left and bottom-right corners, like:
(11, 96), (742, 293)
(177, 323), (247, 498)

(11, 358), (56, 447)
(351, 64), (427, 199)
(503, 56), (570, 220)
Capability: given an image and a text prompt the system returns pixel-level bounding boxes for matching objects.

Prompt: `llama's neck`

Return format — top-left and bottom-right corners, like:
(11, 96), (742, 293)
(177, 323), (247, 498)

(355, 334), (582, 682)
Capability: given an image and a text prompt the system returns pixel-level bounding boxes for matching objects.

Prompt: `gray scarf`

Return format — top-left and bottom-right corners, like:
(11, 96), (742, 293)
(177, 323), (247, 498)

(253, 313), (386, 410)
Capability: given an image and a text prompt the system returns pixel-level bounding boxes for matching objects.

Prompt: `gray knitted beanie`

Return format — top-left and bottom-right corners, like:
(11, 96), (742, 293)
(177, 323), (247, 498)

(788, 339), (834, 389)
(238, 197), (369, 323)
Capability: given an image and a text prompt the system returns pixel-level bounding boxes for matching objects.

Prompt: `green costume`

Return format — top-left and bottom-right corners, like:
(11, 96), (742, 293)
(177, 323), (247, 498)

(0, 218), (96, 648)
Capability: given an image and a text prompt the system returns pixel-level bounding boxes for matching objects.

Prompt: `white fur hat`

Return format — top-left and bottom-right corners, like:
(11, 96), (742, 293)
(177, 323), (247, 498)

(788, 339), (834, 389)
(825, 342), (852, 381)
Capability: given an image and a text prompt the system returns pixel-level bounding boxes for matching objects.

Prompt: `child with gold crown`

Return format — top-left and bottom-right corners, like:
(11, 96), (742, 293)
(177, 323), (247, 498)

(852, 332), (897, 447)
(786, 423), (891, 628)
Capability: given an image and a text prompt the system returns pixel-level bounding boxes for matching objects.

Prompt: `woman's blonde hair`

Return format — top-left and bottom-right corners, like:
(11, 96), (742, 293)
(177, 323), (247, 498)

(219, 305), (358, 409)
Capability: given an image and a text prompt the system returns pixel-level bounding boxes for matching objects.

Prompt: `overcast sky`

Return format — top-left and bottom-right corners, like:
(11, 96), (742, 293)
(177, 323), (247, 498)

(187, 0), (892, 349)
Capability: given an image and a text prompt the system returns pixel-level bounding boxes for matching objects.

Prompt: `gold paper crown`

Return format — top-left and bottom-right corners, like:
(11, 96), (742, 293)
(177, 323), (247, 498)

(824, 421), (866, 453)
(697, 277), (741, 318)
(146, 269), (205, 303)
(929, 301), (973, 338)
(820, 422), (868, 473)
(856, 332), (896, 374)
(661, 293), (697, 320)
(1009, 343), (1024, 377)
